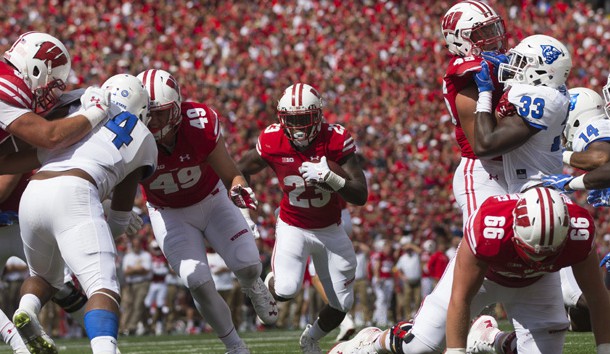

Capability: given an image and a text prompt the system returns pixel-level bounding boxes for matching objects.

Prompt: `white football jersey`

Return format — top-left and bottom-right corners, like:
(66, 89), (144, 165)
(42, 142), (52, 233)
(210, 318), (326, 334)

(502, 83), (570, 193)
(37, 110), (158, 200)
(571, 119), (610, 152)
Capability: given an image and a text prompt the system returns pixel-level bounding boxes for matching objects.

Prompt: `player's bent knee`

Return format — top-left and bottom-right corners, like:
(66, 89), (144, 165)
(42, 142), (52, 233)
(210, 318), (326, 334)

(52, 282), (88, 313)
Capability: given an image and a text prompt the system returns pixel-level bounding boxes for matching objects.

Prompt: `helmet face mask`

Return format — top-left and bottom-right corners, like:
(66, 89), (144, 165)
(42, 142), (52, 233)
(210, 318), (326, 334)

(512, 188), (570, 266)
(277, 83), (323, 148)
(565, 87), (608, 150)
(137, 69), (182, 141)
(499, 34), (572, 89)
(603, 74), (610, 118)
(3, 32), (71, 114)
(441, 0), (506, 57)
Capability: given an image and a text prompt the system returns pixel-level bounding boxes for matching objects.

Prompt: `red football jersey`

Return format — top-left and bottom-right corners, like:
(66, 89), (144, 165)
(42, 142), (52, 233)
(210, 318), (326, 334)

(0, 61), (33, 139)
(465, 193), (595, 287)
(443, 55), (503, 159)
(257, 122), (356, 229)
(141, 102), (221, 208)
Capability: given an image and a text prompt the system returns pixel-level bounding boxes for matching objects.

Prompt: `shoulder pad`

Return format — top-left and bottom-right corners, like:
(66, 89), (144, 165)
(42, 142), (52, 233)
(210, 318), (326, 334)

(446, 56), (483, 78)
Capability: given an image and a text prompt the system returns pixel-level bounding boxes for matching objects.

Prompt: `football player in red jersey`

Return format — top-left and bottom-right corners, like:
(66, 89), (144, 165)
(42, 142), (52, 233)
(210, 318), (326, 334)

(442, 0), (509, 223)
(237, 83), (368, 354)
(332, 188), (610, 354)
(0, 32), (110, 152)
(137, 69), (277, 354)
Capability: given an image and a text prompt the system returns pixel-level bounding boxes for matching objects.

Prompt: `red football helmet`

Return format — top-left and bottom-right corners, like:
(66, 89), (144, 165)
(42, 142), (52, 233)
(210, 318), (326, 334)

(512, 187), (570, 266)
(441, 0), (506, 57)
(3, 32), (71, 113)
(137, 69), (182, 140)
(277, 83), (323, 148)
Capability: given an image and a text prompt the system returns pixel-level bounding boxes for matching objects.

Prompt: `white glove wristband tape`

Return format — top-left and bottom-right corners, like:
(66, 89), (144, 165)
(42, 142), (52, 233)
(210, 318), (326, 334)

(475, 91), (492, 113)
(568, 175), (586, 191)
(445, 349), (467, 354)
(562, 151), (574, 165)
(81, 107), (107, 128)
(325, 171), (346, 191)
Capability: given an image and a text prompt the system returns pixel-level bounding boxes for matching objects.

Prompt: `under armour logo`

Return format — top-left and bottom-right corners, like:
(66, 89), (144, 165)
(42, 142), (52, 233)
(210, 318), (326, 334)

(179, 154), (190, 162)
(489, 174), (499, 180)
(310, 156), (321, 162)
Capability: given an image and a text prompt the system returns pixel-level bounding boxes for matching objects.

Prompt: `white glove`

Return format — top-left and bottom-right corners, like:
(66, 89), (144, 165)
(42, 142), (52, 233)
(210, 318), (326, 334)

(240, 208), (260, 239)
(80, 86), (111, 127)
(299, 156), (331, 183)
(126, 211), (144, 236)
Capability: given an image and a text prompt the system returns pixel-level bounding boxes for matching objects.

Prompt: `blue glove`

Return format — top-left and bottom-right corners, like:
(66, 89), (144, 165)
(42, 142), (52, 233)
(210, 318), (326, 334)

(0, 210), (18, 226)
(587, 188), (610, 207)
(481, 51), (509, 78)
(474, 61), (494, 93)
(600, 252), (610, 270)
(541, 174), (574, 192)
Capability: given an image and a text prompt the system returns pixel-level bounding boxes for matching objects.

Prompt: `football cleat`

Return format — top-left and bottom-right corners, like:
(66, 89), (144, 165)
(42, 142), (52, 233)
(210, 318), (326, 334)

(467, 315), (500, 354)
(225, 341), (250, 354)
(328, 326), (382, 354)
(13, 309), (58, 354)
(335, 313), (356, 342)
(300, 324), (322, 354)
(242, 277), (278, 325)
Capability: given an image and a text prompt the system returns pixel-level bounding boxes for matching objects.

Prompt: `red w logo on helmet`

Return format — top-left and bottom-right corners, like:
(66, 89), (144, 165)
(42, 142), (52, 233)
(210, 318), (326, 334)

(33, 41), (68, 68)
(442, 11), (463, 32)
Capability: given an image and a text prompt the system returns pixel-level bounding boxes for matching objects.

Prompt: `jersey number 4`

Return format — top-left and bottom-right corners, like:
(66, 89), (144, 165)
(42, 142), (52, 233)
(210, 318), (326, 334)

(105, 112), (138, 149)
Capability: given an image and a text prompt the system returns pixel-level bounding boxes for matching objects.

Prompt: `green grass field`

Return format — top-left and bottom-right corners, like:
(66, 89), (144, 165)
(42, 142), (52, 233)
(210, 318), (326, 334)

(0, 324), (598, 354)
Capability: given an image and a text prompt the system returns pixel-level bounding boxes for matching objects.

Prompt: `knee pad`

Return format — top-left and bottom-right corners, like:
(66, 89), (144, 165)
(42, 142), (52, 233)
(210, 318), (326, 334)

(52, 282), (88, 313)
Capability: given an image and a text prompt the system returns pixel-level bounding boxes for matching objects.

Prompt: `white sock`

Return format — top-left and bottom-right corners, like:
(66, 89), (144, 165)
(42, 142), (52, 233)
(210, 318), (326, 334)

(0, 310), (26, 350)
(218, 327), (243, 348)
(90, 335), (117, 354)
(307, 321), (328, 341)
(18, 293), (42, 315)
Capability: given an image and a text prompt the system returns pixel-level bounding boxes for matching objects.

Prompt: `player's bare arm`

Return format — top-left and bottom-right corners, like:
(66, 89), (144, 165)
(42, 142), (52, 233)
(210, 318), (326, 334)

(337, 153), (368, 206)
(110, 166), (146, 212)
(455, 84), (479, 146)
(446, 243), (487, 350)
(236, 148), (268, 183)
(207, 135), (249, 190)
(569, 141), (610, 171)
(473, 111), (538, 158)
(572, 251), (610, 347)
(0, 149), (40, 175)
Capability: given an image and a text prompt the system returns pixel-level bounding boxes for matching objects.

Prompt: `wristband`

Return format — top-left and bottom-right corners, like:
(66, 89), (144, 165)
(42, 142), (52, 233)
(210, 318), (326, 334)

(81, 107), (107, 128)
(445, 349), (467, 354)
(597, 343), (610, 354)
(107, 209), (131, 238)
(567, 175), (586, 191)
(240, 207), (253, 222)
(324, 171), (346, 191)
(475, 91), (492, 113)
(562, 150), (574, 165)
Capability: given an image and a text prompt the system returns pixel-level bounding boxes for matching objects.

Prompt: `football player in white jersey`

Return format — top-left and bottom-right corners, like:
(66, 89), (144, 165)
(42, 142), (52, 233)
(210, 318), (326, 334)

(0, 74), (157, 354)
(472, 34), (572, 194)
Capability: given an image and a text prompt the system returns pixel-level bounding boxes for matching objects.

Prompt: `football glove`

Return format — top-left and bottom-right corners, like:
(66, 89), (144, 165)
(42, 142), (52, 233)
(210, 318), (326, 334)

(230, 184), (258, 210)
(496, 90), (517, 119)
(299, 156), (331, 183)
(587, 188), (610, 207)
(474, 61), (494, 93)
(541, 174), (574, 193)
(126, 211), (144, 236)
(0, 210), (18, 226)
(240, 208), (260, 239)
(80, 86), (111, 127)
(600, 252), (610, 270)
(481, 51), (509, 78)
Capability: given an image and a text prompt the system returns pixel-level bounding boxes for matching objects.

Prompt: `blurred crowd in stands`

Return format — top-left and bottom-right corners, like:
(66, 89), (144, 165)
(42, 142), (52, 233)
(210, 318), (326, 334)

(1, 0), (610, 338)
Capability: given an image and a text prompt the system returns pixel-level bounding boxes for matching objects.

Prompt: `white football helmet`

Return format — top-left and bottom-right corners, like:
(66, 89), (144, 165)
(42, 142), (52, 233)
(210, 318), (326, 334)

(565, 87), (607, 150)
(603, 74), (610, 118)
(102, 74), (150, 125)
(441, 0), (506, 57)
(137, 69), (182, 140)
(499, 34), (571, 89)
(512, 187), (570, 266)
(3, 32), (71, 113)
(277, 83), (323, 148)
